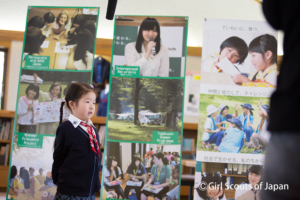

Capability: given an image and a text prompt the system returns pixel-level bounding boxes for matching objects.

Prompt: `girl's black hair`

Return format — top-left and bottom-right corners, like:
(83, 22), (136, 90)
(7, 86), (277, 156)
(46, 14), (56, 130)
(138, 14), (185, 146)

(44, 12), (55, 23)
(171, 156), (175, 161)
(107, 156), (120, 179)
(131, 155), (143, 171)
(220, 36), (248, 64)
(27, 16), (45, 28)
(48, 82), (62, 98)
(249, 34), (278, 64)
(74, 29), (94, 67)
(56, 10), (69, 25)
(135, 18), (161, 54)
(20, 169), (30, 189)
(26, 83), (40, 100)
(72, 14), (85, 27)
(173, 164), (180, 172)
(83, 20), (96, 37)
(63, 81), (78, 96)
(245, 165), (263, 184)
(196, 172), (224, 200)
(153, 152), (169, 165)
(24, 26), (44, 55)
(221, 106), (229, 115)
(10, 165), (17, 179)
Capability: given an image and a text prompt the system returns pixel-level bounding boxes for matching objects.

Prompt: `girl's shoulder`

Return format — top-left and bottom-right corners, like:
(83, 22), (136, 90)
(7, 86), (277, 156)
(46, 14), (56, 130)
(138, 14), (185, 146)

(125, 42), (136, 50)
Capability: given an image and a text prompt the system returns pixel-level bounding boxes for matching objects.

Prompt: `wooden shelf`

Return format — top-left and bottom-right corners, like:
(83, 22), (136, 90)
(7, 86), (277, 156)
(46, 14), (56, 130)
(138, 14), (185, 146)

(0, 140), (10, 144)
(0, 110), (15, 118)
(182, 150), (196, 154)
(222, 174), (247, 178)
(183, 123), (198, 130)
(90, 116), (106, 124)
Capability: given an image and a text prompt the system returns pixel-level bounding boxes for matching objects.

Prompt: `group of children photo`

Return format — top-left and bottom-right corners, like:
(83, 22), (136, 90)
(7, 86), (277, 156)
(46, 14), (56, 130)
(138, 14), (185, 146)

(103, 143), (181, 200)
(199, 94), (270, 154)
(24, 8), (98, 70)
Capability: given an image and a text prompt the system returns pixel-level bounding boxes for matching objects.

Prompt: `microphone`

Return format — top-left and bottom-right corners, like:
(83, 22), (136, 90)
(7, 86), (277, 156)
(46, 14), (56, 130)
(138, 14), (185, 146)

(106, 0), (118, 20)
(149, 37), (156, 55)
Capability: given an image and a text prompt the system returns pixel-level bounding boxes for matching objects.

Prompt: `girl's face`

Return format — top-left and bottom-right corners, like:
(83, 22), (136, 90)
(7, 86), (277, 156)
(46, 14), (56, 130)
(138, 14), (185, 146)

(206, 184), (220, 197)
(249, 172), (261, 186)
(220, 47), (240, 64)
(242, 107), (249, 114)
(71, 91), (96, 122)
(27, 89), (37, 99)
(172, 170), (179, 180)
(135, 160), (140, 167)
(250, 52), (267, 72)
(112, 160), (117, 167)
(222, 108), (228, 115)
(229, 123), (235, 128)
(50, 86), (61, 97)
(59, 14), (67, 24)
(142, 26), (158, 42)
(211, 111), (217, 118)
(153, 156), (161, 166)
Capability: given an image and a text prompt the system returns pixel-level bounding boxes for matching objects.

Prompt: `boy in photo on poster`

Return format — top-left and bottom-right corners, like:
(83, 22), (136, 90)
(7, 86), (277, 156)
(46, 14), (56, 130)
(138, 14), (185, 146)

(215, 103), (239, 132)
(42, 12), (55, 37)
(125, 18), (169, 77)
(17, 83), (39, 133)
(202, 105), (225, 151)
(201, 36), (248, 82)
(24, 26), (45, 56)
(195, 172), (226, 200)
(238, 103), (254, 146)
(233, 34), (278, 87)
(218, 118), (244, 153)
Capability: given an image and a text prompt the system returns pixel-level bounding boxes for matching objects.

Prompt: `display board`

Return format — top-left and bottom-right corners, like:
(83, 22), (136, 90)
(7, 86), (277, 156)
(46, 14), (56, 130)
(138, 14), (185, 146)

(100, 15), (188, 200)
(194, 19), (278, 200)
(6, 6), (99, 200)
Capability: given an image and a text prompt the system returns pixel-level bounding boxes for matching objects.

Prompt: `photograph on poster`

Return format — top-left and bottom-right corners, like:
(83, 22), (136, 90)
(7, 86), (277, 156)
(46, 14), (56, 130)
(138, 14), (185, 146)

(23, 7), (98, 70)
(197, 93), (270, 155)
(112, 16), (187, 78)
(201, 19), (278, 88)
(107, 77), (183, 142)
(103, 141), (181, 200)
(15, 69), (91, 135)
(8, 135), (56, 200)
(194, 162), (264, 200)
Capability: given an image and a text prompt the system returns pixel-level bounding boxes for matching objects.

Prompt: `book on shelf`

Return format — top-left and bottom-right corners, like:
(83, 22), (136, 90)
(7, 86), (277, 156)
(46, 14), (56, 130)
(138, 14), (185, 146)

(233, 164), (238, 175)
(0, 144), (9, 165)
(237, 164), (243, 175)
(182, 138), (195, 151)
(0, 121), (11, 141)
(242, 164), (248, 175)
(228, 163), (233, 174)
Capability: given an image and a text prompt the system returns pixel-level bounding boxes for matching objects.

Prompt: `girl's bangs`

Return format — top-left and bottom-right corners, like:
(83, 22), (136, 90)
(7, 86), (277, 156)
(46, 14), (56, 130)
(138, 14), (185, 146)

(141, 20), (158, 31)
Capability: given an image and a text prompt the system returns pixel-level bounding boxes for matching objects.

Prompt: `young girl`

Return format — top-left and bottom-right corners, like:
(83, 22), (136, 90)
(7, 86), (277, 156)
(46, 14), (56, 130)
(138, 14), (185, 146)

(24, 26), (45, 55)
(43, 12), (55, 37)
(201, 37), (248, 78)
(247, 99), (270, 154)
(202, 105), (225, 151)
(125, 18), (169, 77)
(218, 118), (245, 153)
(17, 83), (40, 133)
(235, 165), (263, 200)
(169, 164), (179, 191)
(215, 103), (239, 132)
(9, 166), (18, 199)
(141, 152), (172, 200)
(104, 156), (125, 199)
(33, 73), (62, 135)
(233, 34), (278, 86)
(52, 83), (101, 200)
(238, 103), (254, 146)
(195, 172), (226, 200)
(66, 29), (94, 70)
(27, 16), (45, 29)
(53, 10), (71, 40)
(124, 156), (147, 200)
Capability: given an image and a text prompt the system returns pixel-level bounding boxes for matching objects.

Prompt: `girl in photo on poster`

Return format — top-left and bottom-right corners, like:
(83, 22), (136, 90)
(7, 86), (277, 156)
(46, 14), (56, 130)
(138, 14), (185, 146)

(104, 156), (125, 199)
(195, 172), (226, 200)
(201, 36), (248, 81)
(24, 26), (46, 56)
(235, 165), (263, 200)
(53, 10), (71, 40)
(202, 105), (226, 151)
(141, 152), (172, 200)
(125, 18), (169, 77)
(16, 169), (34, 199)
(17, 83), (40, 133)
(215, 103), (239, 132)
(27, 16), (45, 29)
(233, 34), (278, 86)
(218, 118), (245, 153)
(9, 166), (19, 199)
(238, 103), (254, 146)
(247, 99), (270, 154)
(42, 12), (55, 37)
(33, 73), (62, 134)
(66, 29), (94, 70)
(124, 155), (147, 200)
(169, 164), (179, 191)
(52, 83), (101, 200)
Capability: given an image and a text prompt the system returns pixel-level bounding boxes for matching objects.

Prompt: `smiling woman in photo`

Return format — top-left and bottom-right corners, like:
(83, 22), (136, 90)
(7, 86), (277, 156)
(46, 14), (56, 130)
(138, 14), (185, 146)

(125, 18), (169, 77)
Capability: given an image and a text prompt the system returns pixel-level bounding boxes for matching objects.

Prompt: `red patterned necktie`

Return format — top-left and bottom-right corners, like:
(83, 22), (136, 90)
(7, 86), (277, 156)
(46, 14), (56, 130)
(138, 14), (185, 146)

(80, 121), (101, 157)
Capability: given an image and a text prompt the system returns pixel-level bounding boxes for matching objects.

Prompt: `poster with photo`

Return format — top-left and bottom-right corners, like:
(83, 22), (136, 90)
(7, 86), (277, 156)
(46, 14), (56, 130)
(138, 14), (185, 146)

(195, 19), (278, 168)
(101, 15), (188, 200)
(7, 6), (99, 200)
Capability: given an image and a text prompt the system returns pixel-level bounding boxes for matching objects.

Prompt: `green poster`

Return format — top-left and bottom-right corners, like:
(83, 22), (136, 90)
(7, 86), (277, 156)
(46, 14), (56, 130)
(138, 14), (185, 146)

(101, 15), (188, 200)
(6, 6), (99, 200)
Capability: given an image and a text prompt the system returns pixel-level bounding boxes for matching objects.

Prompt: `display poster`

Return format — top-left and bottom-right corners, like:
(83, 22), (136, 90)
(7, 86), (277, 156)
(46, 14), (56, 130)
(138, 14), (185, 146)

(194, 19), (278, 200)
(101, 16), (188, 200)
(6, 6), (99, 199)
